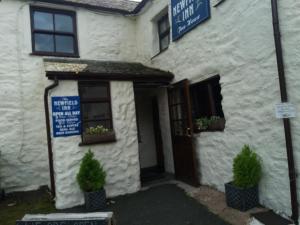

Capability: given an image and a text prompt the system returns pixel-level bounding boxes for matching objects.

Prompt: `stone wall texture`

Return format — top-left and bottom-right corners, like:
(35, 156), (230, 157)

(0, 0), (300, 219)
(50, 81), (140, 209)
(0, 0), (138, 196)
(135, 0), (300, 219)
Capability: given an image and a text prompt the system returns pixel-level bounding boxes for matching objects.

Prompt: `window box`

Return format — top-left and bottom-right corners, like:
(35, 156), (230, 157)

(194, 117), (225, 133)
(82, 131), (116, 145)
(208, 117), (225, 131)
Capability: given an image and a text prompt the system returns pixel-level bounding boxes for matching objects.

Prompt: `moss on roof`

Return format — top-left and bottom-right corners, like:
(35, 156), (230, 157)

(61, 0), (138, 12)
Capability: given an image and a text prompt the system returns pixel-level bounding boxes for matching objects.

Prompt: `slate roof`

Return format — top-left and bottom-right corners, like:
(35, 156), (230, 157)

(36, 0), (142, 13)
(62, 0), (139, 12)
(44, 59), (174, 83)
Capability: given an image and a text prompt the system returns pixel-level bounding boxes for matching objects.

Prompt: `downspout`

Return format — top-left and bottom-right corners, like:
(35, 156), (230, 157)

(44, 77), (59, 197)
(271, 1), (299, 223)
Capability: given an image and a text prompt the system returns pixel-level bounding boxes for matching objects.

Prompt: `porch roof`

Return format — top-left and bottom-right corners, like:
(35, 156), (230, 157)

(44, 59), (174, 84)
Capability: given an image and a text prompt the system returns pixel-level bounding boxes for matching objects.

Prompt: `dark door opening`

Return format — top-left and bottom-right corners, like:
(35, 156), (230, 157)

(134, 88), (165, 184)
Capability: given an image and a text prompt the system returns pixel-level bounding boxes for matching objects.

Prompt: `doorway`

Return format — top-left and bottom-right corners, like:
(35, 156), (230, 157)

(134, 80), (199, 187)
(134, 86), (169, 185)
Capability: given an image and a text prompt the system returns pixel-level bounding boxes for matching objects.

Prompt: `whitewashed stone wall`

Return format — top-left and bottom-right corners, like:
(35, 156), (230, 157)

(50, 81), (140, 209)
(135, 0), (300, 219)
(0, 0), (138, 193)
(136, 90), (158, 169)
(0, 0), (300, 218)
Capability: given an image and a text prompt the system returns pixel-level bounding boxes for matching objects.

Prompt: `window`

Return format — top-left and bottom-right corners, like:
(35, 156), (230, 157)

(157, 14), (170, 52)
(30, 6), (78, 57)
(190, 76), (225, 132)
(78, 81), (115, 144)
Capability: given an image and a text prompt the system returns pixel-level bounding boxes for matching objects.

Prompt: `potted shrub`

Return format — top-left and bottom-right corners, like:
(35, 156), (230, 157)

(77, 149), (107, 211)
(225, 145), (262, 211)
(82, 125), (116, 144)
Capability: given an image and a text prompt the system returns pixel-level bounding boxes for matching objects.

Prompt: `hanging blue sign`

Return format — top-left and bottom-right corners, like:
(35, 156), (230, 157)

(52, 96), (81, 137)
(171, 0), (210, 41)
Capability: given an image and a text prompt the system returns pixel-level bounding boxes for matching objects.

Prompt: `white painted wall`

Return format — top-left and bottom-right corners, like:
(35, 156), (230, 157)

(156, 88), (175, 174)
(0, 0), (300, 218)
(50, 81), (140, 209)
(0, 0), (138, 194)
(135, 90), (158, 169)
(135, 0), (300, 219)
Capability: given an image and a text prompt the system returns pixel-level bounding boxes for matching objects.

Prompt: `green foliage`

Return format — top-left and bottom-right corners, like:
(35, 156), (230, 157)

(85, 125), (110, 135)
(233, 145), (262, 188)
(77, 150), (106, 192)
(196, 116), (221, 130)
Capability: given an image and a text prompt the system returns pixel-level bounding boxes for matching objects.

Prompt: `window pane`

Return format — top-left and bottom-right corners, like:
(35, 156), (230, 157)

(34, 11), (53, 31)
(55, 14), (73, 32)
(80, 85), (108, 101)
(55, 35), (74, 54)
(159, 18), (169, 34)
(34, 34), (54, 52)
(160, 35), (169, 50)
(83, 121), (112, 131)
(173, 121), (184, 135)
(82, 103), (110, 120)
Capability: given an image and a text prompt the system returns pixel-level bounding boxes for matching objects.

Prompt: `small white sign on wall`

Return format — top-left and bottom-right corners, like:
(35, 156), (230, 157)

(275, 102), (296, 119)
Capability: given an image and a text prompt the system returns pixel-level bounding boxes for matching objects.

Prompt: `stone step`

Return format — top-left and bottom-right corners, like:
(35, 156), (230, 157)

(249, 211), (294, 225)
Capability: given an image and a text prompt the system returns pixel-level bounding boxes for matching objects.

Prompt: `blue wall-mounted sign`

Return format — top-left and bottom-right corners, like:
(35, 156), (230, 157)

(52, 96), (81, 137)
(171, 0), (210, 41)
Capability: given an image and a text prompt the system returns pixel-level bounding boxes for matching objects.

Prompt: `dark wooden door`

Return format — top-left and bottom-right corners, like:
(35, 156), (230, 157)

(168, 79), (199, 186)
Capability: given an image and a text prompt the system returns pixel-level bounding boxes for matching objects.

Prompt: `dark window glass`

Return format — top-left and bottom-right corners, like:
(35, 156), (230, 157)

(33, 11), (53, 30)
(34, 34), (54, 52)
(80, 85), (109, 101)
(55, 14), (73, 32)
(158, 14), (170, 52)
(79, 82), (114, 141)
(81, 103), (111, 120)
(190, 76), (225, 132)
(55, 35), (74, 54)
(31, 7), (78, 57)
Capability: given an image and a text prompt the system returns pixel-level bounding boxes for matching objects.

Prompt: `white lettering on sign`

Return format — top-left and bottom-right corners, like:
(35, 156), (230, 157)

(275, 103), (296, 119)
(173, 0), (198, 23)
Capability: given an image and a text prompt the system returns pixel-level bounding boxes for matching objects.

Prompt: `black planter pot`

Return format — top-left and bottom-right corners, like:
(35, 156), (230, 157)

(84, 188), (106, 211)
(225, 182), (259, 211)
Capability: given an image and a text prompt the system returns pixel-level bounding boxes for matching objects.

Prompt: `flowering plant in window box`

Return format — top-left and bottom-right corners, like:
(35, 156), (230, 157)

(82, 125), (116, 144)
(195, 116), (225, 132)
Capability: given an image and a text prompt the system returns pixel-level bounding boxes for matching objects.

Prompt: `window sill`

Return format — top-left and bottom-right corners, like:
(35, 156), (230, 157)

(194, 128), (225, 133)
(79, 131), (116, 146)
(79, 138), (117, 146)
(30, 52), (80, 58)
(151, 47), (169, 60)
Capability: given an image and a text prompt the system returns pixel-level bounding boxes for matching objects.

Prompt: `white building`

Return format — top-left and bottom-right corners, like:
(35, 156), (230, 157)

(0, 0), (300, 222)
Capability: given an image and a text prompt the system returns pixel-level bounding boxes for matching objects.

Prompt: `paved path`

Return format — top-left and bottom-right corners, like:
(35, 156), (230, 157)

(107, 184), (231, 225)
